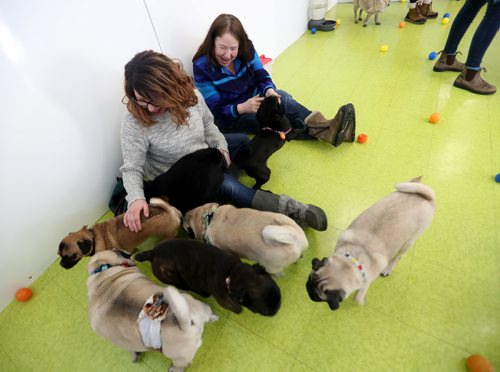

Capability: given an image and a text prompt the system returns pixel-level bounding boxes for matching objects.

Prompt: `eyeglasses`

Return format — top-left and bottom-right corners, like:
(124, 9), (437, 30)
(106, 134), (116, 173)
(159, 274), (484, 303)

(132, 97), (157, 108)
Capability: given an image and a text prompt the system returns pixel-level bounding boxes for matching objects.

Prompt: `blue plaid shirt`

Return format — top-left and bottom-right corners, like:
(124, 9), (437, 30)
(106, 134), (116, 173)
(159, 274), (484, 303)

(193, 49), (276, 127)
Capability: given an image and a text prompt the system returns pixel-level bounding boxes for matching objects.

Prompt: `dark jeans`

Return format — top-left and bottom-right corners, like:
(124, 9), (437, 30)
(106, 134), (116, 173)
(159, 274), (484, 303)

(444, 0), (500, 69)
(217, 89), (312, 135)
(218, 133), (255, 207)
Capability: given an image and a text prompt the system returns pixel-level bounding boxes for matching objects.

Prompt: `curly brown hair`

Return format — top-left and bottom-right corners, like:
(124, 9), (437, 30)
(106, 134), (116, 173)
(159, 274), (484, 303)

(192, 14), (254, 66)
(124, 50), (198, 126)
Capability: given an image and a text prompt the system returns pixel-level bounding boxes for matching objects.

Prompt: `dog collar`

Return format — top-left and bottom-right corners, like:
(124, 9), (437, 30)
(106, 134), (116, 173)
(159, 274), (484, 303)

(261, 127), (291, 141)
(91, 262), (130, 275)
(343, 253), (367, 282)
(201, 207), (218, 245)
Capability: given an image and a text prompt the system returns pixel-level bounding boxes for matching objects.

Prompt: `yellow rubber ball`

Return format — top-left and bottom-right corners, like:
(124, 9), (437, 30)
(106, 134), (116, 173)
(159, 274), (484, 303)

(336, 18), (342, 25)
(441, 18), (450, 24)
(380, 44), (389, 52)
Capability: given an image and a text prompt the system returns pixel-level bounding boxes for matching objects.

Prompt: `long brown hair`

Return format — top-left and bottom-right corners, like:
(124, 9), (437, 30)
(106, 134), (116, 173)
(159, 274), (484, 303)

(124, 50), (197, 126)
(193, 14), (254, 66)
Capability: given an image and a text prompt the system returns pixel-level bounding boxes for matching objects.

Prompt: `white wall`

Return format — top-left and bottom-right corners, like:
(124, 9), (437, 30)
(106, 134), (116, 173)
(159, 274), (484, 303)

(0, 0), (315, 311)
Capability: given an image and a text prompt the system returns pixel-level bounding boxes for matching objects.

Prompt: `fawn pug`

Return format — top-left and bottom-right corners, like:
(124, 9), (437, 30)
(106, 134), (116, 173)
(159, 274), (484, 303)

(307, 177), (435, 310)
(183, 202), (308, 275)
(87, 250), (218, 372)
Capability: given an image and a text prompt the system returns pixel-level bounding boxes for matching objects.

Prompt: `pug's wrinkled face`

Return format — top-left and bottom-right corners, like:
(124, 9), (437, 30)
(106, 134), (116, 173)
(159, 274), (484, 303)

(58, 227), (94, 269)
(306, 257), (358, 311)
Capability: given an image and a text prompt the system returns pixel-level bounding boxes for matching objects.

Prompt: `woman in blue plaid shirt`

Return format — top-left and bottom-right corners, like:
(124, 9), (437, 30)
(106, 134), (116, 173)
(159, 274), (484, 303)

(193, 14), (356, 147)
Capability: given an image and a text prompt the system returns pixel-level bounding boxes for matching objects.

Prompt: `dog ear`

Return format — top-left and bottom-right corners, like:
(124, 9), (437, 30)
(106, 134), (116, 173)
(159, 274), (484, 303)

(78, 239), (93, 256)
(312, 257), (328, 271)
(58, 241), (66, 254)
(325, 289), (345, 311)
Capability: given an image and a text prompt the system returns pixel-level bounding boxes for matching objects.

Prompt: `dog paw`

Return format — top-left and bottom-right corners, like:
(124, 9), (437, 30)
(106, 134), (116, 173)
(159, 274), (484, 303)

(354, 296), (366, 305)
(376, 22), (381, 25)
(363, 24), (367, 27)
(209, 313), (219, 322)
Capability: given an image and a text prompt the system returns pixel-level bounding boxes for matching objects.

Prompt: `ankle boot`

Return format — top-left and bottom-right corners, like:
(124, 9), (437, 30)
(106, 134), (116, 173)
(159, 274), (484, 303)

(304, 104), (356, 147)
(251, 190), (328, 231)
(453, 68), (497, 95)
(405, 5), (427, 25)
(433, 51), (465, 72)
(419, 2), (438, 19)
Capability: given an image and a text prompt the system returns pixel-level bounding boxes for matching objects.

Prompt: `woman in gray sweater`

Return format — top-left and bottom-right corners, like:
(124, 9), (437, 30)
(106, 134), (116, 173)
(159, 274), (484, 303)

(120, 50), (327, 232)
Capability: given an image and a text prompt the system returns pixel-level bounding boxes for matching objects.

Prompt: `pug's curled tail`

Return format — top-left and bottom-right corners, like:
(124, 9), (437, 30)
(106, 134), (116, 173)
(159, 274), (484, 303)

(395, 181), (435, 202)
(163, 286), (191, 331)
(262, 225), (309, 252)
(134, 250), (153, 262)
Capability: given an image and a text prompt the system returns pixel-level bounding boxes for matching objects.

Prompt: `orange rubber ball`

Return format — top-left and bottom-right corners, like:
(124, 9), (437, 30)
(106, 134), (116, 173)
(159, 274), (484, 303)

(357, 133), (368, 143)
(429, 112), (441, 124)
(466, 354), (493, 372)
(15, 287), (33, 302)
(399, 21), (406, 28)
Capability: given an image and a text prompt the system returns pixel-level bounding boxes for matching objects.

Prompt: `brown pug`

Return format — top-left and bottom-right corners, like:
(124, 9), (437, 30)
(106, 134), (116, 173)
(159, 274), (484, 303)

(183, 202), (308, 275)
(58, 197), (181, 269)
(307, 177), (435, 310)
(87, 250), (217, 372)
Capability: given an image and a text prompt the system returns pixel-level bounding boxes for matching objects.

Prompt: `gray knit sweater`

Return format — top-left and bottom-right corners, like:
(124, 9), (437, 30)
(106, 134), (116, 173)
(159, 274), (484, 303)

(120, 90), (228, 205)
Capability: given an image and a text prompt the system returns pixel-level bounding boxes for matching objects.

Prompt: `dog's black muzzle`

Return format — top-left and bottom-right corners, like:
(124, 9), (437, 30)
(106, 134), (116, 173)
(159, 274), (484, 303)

(306, 272), (323, 302)
(60, 256), (79, 269)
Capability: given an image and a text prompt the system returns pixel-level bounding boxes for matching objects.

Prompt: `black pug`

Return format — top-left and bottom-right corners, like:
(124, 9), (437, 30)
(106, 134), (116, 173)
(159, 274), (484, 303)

(144, 148), (225, 214)
(134, 239), (281, 316)
(234, 96), (300, 189)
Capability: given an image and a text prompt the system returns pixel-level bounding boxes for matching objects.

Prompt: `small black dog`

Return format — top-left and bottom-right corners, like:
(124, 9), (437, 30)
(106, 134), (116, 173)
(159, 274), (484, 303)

(234, 96), (299, 189)
(144, 148), (225, 214)
(135, 239), (281, 316)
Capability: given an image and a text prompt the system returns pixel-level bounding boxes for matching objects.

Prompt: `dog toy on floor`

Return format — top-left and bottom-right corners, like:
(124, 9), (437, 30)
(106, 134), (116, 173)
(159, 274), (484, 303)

(429, 112), (440, 124)
(15, 287), (32, 302)
(357, 134), (368, 143)
(466, 354), (493, 372)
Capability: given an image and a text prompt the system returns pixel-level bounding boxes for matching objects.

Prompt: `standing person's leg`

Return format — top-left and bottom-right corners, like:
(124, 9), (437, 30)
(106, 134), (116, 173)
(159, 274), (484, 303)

(453, 0), (500, 94)
(277, 89), (356, 147)
(419, 0), (439, 19)
(434, 0), (486, 72)
(405, 0), (427, 25)
(217, 174), (328, 231)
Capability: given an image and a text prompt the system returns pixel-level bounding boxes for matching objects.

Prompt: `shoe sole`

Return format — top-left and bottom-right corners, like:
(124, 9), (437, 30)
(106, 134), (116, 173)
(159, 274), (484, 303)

(404, 18), (426, 24)
(433, 66), (465, 72)
(453, 81), (496, 95)
(333, 104), (355, 147)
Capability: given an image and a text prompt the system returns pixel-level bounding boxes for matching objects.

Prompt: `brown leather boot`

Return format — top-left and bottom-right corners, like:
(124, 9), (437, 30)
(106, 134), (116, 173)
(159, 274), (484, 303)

(453, 68), (497, 95)
(304, 104), (356, 147)
(419, 2), (438, 19)
(405, 5), (427, 25)
(433, 51), (465, 72)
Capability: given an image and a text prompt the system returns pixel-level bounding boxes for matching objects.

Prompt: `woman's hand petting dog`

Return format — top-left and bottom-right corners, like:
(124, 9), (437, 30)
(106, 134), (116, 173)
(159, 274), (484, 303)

(124, 199), (149, 232)
(237, 95), (264, 114)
